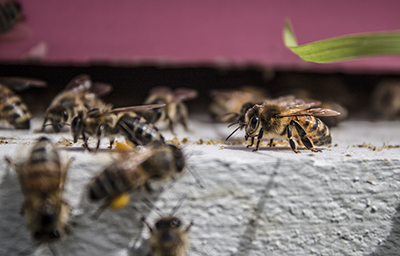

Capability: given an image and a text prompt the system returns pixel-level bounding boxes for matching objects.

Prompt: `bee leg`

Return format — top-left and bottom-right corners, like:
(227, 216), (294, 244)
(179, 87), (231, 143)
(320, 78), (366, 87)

(96, 125), (105, 150)
(286, 124), (299, 153)
(291, 120), (321, 152)
(185, 221), (194, 233)
(82, 133), (92, 151)
(40, 117), (48, 131)
(268, 138), (274, 147)
(108, 139), (114, 149)
(167, 117), (175, 134)
(91, 200), (111, 220)
(144, 181), (153, 193)
(252, 128), (264, 152)
(246, 137), (254, 148)
(141, 217), (154, 234)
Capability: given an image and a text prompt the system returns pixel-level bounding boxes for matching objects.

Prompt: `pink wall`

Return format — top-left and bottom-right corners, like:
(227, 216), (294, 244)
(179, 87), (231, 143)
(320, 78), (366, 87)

(1, 0), (400, 73)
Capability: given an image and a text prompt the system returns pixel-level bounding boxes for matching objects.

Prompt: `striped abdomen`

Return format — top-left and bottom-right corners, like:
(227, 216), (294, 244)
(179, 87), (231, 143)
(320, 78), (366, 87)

(295, 116), (331, 146)
(117, 114), (165, 146)
(89, 164), (144, 201)
(0, 84), (31, 129)
(24, 137), (62, 194)
(0, 1), (21, 34)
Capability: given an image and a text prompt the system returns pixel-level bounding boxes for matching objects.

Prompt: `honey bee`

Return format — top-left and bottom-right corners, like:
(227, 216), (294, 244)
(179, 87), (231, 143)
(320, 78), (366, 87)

(143, 86), (198, 133)
(142, 216), (192, 256)
(4, 137), (72, 248)
(226, 98), (340, 153)
(0, 1), (22, 34)
(372, 80), (400, 119)
(141, 198), (193, 256)
(88, 144), (185, 218)
(71, 104), (166, 150)
(209, 86), (268, 122)
(0, 77), (47, 129)
(41, 74), (112, 133)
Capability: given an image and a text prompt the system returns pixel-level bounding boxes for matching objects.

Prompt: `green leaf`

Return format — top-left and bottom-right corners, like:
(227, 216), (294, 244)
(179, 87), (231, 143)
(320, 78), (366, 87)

(283, 19), (400, 63)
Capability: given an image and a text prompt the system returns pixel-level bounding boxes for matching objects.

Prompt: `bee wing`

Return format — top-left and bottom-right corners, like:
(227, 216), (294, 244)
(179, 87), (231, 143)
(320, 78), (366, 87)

(118, 147), (155, 169)
(106, 104), (167, 114)
(149, 86), (173, 95)
(210, 89), (237, 98)
(267, 95), (321, 109)
(0, 77), (47, 91)
(91, 82), (113, 96)
(64, 74), (92, 93)
(279, 108), (341, 117)
(174, 88), (198, 101)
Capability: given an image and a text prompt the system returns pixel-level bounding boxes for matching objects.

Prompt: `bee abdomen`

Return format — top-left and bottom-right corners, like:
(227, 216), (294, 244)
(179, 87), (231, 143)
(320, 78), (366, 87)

(89, 166), (136, 201)
(2, 96), (31, 129)
(0, 1), (21, 33)
(117, 115), (165, 146)
(296, 116), (332, 146)
(25, 137), (62, 192)
(29, 137), (60, 164)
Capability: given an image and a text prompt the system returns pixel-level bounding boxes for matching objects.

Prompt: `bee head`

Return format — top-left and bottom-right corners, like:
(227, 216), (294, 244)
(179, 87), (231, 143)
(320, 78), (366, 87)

(46, 106), (69, 132)
(244, 106), (261, 140)
(71, 111), (84, 143)
(155, 216), (182, 231)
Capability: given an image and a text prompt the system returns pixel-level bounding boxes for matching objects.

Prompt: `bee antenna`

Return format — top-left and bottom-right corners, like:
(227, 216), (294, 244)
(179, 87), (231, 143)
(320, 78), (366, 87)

(142, 198), (163, 217)
(227, 121), (239, 128)
(186, 164), (206, 189)
(170, 196), (187, 216)
(225, 125), (242, 141)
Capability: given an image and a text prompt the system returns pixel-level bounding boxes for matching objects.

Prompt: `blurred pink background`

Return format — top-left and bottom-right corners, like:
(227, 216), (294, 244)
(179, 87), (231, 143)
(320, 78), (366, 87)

(1, 0), (400, 73)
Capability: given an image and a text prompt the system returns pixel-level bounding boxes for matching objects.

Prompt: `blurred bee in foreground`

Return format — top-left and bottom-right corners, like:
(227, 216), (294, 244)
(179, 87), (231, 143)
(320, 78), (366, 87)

(0, 77), (46, 129)
(71, 104), (166, 151)
(5, 137), (73, 254)
(209, 86), (268, 123)
(226, 98), (340, 153)
(372, 80), (400, 120)
(41, 74), (112, 133)
(141, 198), (193, 256)
(143, 86), (198, 133)
(88, 144), (185, 219)
(0, 1), (22, 34)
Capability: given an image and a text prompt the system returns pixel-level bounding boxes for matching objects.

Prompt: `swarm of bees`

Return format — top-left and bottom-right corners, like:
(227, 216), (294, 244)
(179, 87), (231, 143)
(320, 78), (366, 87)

(0, 73), (348, 255)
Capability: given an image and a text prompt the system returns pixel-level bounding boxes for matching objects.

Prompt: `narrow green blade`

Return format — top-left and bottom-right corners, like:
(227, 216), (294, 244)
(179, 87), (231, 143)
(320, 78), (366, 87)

(283, 19), (400, 63)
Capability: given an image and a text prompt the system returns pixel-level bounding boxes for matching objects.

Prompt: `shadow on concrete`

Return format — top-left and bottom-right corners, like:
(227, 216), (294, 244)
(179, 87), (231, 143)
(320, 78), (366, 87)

(231, 159), (280, 256)
(368, 203), (400, 256)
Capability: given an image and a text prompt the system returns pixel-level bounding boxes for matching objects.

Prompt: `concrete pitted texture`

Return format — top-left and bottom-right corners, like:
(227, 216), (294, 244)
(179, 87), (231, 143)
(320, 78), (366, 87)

(0, 119), (399, 256)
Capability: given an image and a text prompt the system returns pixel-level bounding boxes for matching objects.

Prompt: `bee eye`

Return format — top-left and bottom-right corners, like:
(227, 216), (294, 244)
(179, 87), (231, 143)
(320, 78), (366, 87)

(273, 114), (279, 118)
(170, 218), (181, 228)
(62, 110), (68, 122)
(155, 221), (165, 229)
(53, 229), (60, 238)
(249, 116), (259, 131)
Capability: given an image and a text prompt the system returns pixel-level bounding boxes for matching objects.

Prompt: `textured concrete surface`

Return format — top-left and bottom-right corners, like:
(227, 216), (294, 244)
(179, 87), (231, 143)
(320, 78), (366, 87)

(0, 119), (400, 256)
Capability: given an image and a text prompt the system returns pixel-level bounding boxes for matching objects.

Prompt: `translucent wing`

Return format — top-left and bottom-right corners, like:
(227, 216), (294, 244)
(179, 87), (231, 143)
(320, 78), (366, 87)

(279, 108), (341, 117)
(149, 86), (173, 95)
(64, 74), (92, 93)
(174, 88), (198, 101)
(91, 82), (113, 96)
(0, 77), (47, 91)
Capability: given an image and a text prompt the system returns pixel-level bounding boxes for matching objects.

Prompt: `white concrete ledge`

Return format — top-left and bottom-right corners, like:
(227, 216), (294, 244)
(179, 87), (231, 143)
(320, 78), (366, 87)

(0, 119), (399, 256)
